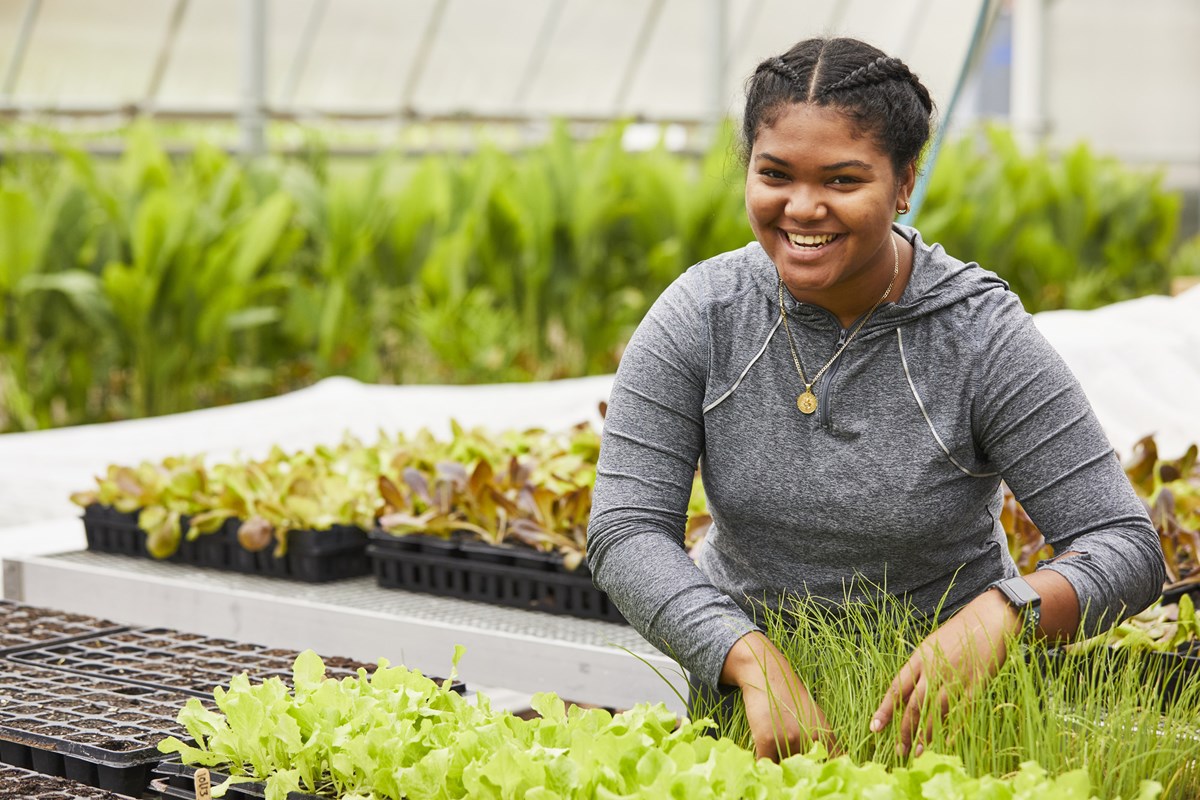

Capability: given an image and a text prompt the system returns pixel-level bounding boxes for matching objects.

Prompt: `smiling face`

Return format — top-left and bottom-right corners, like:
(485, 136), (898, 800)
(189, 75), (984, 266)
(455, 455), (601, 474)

(746, 102), (915, 321)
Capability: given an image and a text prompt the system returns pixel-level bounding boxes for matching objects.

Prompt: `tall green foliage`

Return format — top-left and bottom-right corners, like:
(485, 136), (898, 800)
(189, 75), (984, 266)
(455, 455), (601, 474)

(0, 121), (1187, 432)
(0, 121), (751, 431)
(916, 126), (1181, 311)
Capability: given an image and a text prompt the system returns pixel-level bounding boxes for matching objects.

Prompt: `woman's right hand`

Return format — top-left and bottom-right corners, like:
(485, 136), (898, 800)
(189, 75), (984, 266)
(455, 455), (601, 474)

(720, 631), (839, 761)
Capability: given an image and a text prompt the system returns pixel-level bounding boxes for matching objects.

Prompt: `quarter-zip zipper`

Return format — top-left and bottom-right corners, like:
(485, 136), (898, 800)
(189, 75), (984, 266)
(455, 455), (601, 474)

(784, 300), (872, 429)
(818, 326), (849, 428)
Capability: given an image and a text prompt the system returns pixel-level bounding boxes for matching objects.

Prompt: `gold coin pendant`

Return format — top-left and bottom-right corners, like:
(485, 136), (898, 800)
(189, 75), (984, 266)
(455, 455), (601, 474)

(797, 390), (818, 415)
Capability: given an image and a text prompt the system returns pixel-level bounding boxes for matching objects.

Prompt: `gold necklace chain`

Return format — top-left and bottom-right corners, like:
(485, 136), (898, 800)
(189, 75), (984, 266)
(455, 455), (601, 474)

(777, 232), (900, 415)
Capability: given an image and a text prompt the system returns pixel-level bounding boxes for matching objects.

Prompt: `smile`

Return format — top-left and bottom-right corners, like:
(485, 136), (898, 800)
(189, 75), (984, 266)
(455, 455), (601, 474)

(786, 232), (840, 248)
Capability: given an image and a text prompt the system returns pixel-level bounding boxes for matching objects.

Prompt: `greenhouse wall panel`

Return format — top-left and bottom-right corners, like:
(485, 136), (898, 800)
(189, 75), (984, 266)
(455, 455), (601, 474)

(289, 0), (431, 112)
(619, 0), (713, 119)
(1045, 0), (1199, 175)
(522, 0), (653, 119)
(10, 0), (171, 106)
(413, 0), (556, 117)
(156, 0), (244, 109)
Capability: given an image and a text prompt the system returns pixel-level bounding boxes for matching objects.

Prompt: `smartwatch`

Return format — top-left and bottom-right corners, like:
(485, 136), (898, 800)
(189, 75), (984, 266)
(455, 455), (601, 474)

(995, 576), (1042, 641)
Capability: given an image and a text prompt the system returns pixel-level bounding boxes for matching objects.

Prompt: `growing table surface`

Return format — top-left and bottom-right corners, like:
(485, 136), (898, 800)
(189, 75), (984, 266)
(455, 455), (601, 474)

(2, 550), (687, 713)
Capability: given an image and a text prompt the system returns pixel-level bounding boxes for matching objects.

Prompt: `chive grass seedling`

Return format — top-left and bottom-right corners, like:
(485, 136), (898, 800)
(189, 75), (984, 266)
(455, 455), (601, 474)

(689, 588), (1200, 798)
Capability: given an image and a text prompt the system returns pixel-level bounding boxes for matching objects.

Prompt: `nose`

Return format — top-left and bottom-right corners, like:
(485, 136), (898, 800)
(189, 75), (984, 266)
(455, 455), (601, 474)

(784, 185), (826, 221)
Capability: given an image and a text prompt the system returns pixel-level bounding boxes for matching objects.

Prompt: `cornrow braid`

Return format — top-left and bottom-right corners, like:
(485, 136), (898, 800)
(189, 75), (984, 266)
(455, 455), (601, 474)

(756, 57), (805, 91)
(819, 55), (933, 116)
(740, 37), (935, 173)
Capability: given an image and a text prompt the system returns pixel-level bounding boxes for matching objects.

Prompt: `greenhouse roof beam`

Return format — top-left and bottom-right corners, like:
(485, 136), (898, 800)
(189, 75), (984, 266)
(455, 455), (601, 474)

(281, 0), (328, 107)
(511, 0), (566, 108)
(2, 0), (41, 100)
(612, 0), (666, 114)
(0, 103), (716, 127)
(240, 0), (267, 157)
(909, 0), (999, 218)
(399, 0), (450, 116)
(144, 0), (189, 109)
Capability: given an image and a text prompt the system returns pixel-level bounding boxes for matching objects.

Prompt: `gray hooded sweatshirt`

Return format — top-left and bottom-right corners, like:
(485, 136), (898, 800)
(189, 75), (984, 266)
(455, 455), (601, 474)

(587, 225), (1166, 691)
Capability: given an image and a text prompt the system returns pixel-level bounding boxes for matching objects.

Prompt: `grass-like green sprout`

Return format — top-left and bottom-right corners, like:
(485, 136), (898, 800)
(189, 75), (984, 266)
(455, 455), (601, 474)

(688, 587), (1200, 799)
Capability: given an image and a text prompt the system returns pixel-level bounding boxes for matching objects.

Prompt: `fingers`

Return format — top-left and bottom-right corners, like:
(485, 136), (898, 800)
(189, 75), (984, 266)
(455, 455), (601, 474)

(883, 652), (962, 757)
(743, 679), (838, 762)
(896, 672), (926, 756)
(910, 685), (951, 758)
(870, 657), (918, 734)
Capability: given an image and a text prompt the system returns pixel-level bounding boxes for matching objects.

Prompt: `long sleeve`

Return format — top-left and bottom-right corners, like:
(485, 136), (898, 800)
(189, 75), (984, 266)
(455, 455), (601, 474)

(587, 270), (758, 690)
(972, 296), (1166, 633)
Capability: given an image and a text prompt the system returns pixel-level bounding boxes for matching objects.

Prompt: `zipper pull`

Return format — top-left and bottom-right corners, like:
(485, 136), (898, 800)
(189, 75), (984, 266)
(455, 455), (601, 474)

(836, 328), (849, 347)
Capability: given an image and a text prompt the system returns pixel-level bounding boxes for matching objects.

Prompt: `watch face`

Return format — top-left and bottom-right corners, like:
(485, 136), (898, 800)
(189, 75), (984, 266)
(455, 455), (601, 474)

(1001, 578), (1041, 607)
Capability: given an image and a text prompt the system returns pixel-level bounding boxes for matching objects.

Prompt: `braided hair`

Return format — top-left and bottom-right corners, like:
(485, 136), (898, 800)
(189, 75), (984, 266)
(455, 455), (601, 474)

(742, 38), (934, 174)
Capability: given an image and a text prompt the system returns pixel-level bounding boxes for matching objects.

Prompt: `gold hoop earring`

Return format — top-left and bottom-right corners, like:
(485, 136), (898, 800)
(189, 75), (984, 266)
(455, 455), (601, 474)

(897, 201), (910, 215)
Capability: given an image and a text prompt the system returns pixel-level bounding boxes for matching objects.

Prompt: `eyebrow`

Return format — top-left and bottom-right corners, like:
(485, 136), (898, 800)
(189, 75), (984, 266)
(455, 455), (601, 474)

(755, 153), (874, 171)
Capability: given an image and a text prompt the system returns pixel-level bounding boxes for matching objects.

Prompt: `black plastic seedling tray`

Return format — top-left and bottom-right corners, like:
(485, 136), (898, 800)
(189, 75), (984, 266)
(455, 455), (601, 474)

(368, 531), (627, 624)
(82, 504), (370, 582)
(153, 762), (326, 800)
(0, 599), (127, 655)
(0, 762), (135, 799)
(0, 661), (202, 797)
(5, 626), (466, 697)
(1038, 641), (1200, 707)
(1161, 582), (1200, 607)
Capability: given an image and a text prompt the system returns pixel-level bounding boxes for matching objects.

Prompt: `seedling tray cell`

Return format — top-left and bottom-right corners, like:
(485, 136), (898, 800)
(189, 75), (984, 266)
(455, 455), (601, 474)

(369, 531), (625, 624)
(0, 599), (127, 655)
(0, 762), (132, 799)
(154, 761), (326, 800)
(82, 504), (370, 582)
(5, 627), (465, 697)
(0, 660), (202, 796)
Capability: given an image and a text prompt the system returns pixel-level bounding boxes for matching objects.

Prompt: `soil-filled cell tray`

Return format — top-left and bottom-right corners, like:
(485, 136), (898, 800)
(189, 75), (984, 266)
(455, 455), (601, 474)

(153, 762), (325, 800)
(0, 660), (201, 796)
(0, 599), (127, 655)
(82, 504), (370, 583)
(369, 531), (627, 624)
(5, 627), (465, 697)
(0, 762), (134, 799)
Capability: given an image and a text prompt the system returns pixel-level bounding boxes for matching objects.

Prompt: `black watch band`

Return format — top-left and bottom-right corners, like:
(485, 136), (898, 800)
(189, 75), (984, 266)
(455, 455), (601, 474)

(995, 576), (1042, 641)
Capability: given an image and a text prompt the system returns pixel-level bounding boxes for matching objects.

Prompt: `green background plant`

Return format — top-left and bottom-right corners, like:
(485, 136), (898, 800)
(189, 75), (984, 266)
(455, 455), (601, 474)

(916, 125), (1182, 310)
(1, 121), (1188, 432)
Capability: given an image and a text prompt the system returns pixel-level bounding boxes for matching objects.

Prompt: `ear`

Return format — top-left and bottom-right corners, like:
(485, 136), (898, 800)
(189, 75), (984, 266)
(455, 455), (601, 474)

(896, 162), (917, 211)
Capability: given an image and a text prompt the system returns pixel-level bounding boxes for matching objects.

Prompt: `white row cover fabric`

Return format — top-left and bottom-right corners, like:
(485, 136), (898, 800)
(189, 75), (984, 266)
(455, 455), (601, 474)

(1, 0), (983, 120)
(1032, 285), (1200, 463)
(1, 285), (1198, 531)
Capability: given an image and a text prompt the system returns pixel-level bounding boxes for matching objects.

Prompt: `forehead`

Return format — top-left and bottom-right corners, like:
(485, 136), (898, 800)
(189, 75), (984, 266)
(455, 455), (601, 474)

(751, 103), (889, 165)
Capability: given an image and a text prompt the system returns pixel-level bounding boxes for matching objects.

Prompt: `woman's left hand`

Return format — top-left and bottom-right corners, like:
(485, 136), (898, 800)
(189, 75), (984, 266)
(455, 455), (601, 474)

(868, 590), (1020, 756)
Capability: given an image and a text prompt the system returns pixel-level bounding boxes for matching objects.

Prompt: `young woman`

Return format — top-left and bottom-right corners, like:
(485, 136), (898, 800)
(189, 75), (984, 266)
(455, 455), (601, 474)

(586, 37), (1164, 761)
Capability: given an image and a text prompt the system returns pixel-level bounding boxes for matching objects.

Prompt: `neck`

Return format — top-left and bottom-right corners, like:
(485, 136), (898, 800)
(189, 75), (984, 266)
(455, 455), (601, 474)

(784, 233), (911, 328)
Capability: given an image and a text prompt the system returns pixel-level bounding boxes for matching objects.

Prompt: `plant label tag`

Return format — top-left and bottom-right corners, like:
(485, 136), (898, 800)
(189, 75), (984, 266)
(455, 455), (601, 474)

(194, 768), (212, 800)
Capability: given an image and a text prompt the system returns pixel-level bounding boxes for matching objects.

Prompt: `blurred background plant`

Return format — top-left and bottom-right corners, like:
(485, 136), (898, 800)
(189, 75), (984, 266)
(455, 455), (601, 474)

(917, 125), (1187, 310)
(0, 120), (1192, 433)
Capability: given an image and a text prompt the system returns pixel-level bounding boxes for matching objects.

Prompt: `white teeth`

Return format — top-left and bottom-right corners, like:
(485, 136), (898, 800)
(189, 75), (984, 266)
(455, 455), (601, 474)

(787, 232), (837, 246)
